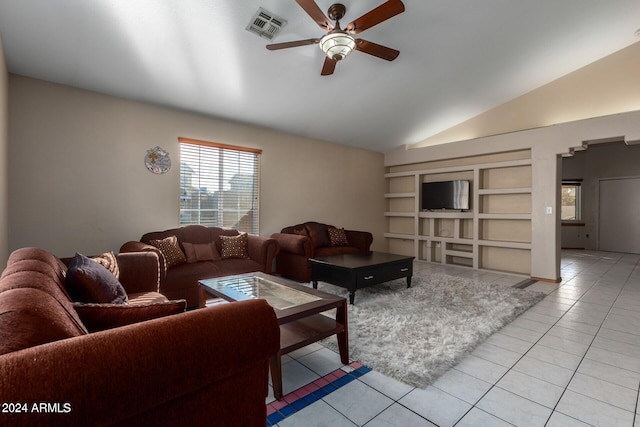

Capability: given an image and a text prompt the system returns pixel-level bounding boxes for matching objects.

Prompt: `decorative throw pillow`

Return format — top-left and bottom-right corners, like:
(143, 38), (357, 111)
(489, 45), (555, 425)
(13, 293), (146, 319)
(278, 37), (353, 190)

(73, 300), (186, 332)
(182, 242), (220, 264)
(91, 251), (119, 279)
(148, 235), (187, 269)
(65, 253), (128, 304)
(292, 227), (309, 237)
(220, 233), (250, 259)
(306, 223), (331, 248)
(328, 227), (350, 246)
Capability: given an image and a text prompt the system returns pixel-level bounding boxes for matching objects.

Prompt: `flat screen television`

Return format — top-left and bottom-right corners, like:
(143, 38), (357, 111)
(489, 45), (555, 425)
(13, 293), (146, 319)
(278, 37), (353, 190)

(421, 180), (470, 211)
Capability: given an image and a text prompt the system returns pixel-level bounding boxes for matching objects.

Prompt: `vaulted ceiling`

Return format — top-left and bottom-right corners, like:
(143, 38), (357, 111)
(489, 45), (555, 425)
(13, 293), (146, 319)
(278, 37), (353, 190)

(0, 0), (638, 152)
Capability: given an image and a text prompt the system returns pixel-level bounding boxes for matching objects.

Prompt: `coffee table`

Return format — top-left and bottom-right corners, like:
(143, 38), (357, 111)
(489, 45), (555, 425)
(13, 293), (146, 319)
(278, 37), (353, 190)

(199, 272), (348, 400)
(310, 251), (415, 304)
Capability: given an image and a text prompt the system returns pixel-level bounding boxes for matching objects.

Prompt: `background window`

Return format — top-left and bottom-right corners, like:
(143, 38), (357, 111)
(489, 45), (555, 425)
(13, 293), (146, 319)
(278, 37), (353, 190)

(561, 182), (581, 220)
(179, 138), (261, 234)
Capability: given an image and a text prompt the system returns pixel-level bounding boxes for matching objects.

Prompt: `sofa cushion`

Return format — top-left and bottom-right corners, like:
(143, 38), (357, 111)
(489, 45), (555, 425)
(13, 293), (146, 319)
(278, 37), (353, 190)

(314, 246), (362, 257)
(149, 235), (187, 269)
(73, 299), (186, 332)
(0, 259), (73, 300)
(182, 242), (221, 263)
(214, 258), (263, 277)
(328, 227), (350, 246)
(5, 247), (68, 285)
(128, 291), (172, 305)
(306, 222), (331, 248)
(0, 288), (87, 355)
(66, 253), (128, 304)
(220, 233), (250, 259)
(91, 251), (120, 279)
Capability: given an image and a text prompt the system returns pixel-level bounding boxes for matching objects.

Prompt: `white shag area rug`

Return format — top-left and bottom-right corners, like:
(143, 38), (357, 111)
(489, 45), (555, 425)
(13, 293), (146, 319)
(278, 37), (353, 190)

(319, 271), (545, 388)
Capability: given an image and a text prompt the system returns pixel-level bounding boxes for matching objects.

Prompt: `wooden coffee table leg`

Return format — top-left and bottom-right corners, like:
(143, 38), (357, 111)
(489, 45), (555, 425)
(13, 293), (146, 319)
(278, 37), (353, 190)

(407, 275), (412, 288)
(270, 352), (283, 400)
(336, 301), (349, 364)
(312, 280), (318, 289)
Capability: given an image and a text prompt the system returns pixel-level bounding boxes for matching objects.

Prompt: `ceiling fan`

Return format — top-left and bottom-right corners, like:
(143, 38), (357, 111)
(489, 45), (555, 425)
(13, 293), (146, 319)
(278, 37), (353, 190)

(266, 0), (405, 76)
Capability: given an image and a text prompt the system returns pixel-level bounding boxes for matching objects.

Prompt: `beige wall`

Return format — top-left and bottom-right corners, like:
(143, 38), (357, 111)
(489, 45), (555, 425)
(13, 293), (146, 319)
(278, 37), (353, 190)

(415, 41), (640, 148)
(386, 110), (640, 281)
(0, 34), (8, 269)
(8, 75), (385, 258)
(563, 141), (640, 250)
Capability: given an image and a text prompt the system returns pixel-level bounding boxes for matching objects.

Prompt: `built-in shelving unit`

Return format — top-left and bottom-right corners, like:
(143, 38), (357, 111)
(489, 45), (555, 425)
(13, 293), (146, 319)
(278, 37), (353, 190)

(385, 154), (532, 275)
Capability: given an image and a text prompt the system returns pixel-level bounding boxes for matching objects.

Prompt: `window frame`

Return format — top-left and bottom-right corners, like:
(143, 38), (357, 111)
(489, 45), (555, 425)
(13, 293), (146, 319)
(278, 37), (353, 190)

(179, 137), (261, 234)
(561, 180), (582, 222)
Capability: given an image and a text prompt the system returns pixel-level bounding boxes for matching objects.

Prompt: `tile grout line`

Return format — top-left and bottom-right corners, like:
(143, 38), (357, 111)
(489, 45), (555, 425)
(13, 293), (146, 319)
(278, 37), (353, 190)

(450, 258), (623, 426)
(542, 256), (640, 426)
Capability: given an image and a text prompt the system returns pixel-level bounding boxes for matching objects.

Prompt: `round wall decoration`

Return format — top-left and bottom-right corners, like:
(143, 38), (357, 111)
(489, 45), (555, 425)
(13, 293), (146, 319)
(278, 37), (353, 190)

(144, 146), (171, 175)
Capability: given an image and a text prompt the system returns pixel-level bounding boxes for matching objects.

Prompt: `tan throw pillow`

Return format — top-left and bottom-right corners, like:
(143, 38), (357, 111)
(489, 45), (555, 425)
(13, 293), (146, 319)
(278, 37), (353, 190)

(148, 235), (186, 269)
(328, 227), (350, 246)
(220, 233), (250, 259)
(182, 242), (220, 263)
(91, 251), (120, 279)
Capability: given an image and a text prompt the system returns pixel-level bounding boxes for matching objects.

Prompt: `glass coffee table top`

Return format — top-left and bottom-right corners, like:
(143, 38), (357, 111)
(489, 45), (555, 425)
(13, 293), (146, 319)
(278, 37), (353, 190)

(199, 272), (349, 401)
(201, 274), (321, 310)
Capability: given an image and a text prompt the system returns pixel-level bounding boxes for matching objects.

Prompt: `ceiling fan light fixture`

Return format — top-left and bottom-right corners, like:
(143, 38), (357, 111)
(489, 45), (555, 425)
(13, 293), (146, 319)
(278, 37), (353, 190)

(319, 31), (356, 61)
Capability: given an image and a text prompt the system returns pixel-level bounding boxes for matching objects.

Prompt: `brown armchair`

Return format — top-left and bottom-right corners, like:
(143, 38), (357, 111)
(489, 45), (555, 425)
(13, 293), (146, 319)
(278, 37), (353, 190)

(0, 247), (280, 426)
(271, 221), (373, 282)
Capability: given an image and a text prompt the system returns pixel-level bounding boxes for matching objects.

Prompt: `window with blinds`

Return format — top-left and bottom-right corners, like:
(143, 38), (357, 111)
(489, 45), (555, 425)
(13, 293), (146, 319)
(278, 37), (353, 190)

(179, 137), (261, 234)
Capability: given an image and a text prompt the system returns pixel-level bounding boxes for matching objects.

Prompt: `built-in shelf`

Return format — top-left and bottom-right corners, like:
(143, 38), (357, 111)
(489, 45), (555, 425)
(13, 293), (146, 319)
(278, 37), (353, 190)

(384, 192), (414, 198)
(385, 157), (533, 275)
(384, 212), (415, 217)
(477, 240), (531, 249)
(477, 213), (531, 220)
(446, 249), (474, 259)
(477, 187), (532, 195)
(419, 211), (474, 219)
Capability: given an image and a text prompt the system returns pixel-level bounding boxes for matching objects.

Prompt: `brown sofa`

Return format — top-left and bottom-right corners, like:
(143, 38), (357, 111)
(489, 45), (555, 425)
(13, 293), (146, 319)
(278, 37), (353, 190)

(120, 225), (279, 308)
(0, 247), (280, 426)
(271, 221), (373, 282)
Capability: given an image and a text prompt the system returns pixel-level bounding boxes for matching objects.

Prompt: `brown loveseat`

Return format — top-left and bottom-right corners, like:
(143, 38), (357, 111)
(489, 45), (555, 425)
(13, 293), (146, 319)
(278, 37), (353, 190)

(120, 225), (279, 308)
(0, 247), (280, 426)
(271, 221), (373, 282)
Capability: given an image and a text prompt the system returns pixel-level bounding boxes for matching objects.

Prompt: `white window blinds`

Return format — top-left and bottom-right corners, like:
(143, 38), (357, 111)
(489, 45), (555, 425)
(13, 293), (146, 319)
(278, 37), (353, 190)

(179, 138), (261, 234)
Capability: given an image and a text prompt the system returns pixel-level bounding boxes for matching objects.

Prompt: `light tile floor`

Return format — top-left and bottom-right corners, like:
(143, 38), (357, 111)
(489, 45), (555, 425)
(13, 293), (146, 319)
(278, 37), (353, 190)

(268, 250), (640, 426)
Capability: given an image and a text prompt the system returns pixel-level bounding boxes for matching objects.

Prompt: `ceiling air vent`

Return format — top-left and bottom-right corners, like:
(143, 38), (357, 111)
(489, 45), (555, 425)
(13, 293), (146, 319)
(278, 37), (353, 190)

(246, 7), (287, 40)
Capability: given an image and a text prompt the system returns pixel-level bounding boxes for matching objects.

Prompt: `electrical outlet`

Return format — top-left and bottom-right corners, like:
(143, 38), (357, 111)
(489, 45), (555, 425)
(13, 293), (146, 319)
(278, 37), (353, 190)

(435, 242), (441, 248)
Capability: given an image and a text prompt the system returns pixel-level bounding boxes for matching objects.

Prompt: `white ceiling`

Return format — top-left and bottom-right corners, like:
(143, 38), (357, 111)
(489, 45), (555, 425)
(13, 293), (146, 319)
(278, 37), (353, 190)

(0, 0), (639, 152)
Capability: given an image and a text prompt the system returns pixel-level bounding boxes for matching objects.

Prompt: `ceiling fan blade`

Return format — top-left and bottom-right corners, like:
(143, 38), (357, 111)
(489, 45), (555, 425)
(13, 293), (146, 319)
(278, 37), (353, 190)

(295, 0), (334, 30)
(321, 57), (337, 76)
(345, 0), (405, 34)
(355, 39), (399, 61)
(266, 38), (320, 50)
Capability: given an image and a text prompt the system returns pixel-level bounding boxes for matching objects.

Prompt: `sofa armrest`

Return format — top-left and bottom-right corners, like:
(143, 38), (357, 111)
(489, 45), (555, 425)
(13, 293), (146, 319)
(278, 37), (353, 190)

(345, 230), (373, 252)
(246, 235), (279, 273)
(116, 251), (161, 294)
(120, 241), (167, 284)
(271, 233), (313, 257)
(0, 299), (279, 426)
